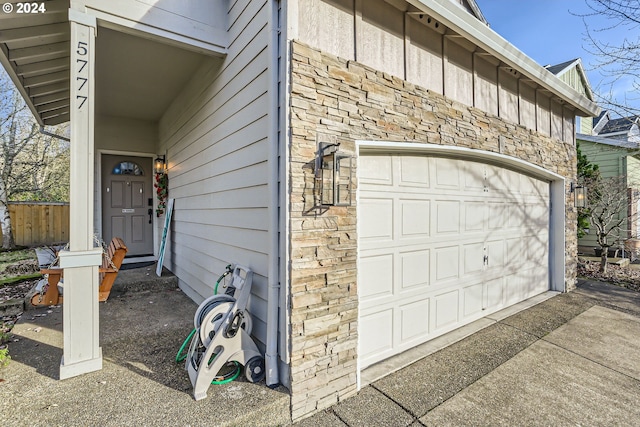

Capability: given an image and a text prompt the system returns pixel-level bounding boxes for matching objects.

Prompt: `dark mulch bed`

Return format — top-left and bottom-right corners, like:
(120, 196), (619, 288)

(0, 278), (37, 304)
(578, 259), (640, 292)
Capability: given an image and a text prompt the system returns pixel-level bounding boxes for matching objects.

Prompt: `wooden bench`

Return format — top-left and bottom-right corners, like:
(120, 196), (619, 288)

(30, 237), (128, 306)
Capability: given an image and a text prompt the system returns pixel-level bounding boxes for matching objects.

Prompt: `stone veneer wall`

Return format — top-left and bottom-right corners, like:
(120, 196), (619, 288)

(288, 40), (578, 420)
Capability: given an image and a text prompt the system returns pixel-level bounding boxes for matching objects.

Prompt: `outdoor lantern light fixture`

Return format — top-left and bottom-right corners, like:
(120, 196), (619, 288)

(571, 182), (587, 208)
(154, 155), (166, 174)
(315, 142), (353, 207)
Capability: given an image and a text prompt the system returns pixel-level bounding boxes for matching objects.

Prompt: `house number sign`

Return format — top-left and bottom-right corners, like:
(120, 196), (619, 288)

(75, 40), (89, 110)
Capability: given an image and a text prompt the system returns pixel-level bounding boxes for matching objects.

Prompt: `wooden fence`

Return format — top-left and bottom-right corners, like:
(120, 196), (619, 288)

(1, 202), (70, 247)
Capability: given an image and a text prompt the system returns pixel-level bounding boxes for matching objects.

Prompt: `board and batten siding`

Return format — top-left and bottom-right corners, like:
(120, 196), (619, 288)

(293, 0), (577, 143)
(556, 65), (594, 136)
(157, 0), (271, 349)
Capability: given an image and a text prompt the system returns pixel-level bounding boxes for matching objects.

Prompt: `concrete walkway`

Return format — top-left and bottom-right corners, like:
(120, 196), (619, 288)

(0, 267), (289, 427)
(2, 273), (640, 426)
(295, 279), (640, 426)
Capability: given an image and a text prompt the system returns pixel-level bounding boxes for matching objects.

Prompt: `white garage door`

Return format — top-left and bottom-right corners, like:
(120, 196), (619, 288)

(358, 154), (550, 368)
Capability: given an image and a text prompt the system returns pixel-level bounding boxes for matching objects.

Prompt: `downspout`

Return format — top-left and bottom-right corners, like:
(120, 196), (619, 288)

(265, 0), (280, 388)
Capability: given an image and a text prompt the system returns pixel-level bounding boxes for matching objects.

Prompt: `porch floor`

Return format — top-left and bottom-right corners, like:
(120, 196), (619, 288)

(1, 265), (289, 426)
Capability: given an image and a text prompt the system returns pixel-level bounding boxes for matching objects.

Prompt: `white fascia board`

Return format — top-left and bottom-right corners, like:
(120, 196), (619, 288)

(408, 0), (600, 117)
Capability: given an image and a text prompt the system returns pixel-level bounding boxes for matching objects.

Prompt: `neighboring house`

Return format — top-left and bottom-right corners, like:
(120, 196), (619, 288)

(0, 0), (598, 422)
(545, 58), (596, 135)
(580, 113), (640, 254)
(546, 59), (640, 255)
(596, 114), (640, 144)
(576, 134), (640, 253)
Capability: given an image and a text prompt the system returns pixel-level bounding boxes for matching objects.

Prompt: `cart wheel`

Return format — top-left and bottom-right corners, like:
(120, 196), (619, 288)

(245, 356), (265, 383)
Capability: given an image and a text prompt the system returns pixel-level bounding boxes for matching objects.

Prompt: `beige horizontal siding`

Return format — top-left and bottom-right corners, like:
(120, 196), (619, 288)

(157, 0), (271, 349)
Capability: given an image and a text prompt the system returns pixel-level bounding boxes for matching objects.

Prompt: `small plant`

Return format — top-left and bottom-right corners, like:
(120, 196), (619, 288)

(0, 324), (11, 368)
(0, 346), (10, 368)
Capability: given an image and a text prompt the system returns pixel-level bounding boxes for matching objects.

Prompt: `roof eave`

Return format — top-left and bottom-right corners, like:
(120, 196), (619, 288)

(577, 133), (639, 150)
(0, 46), (45, 125)
(408, 0), (601, 117)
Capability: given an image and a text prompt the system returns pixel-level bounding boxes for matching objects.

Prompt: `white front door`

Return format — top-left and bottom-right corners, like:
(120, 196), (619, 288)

(358, 153), (550, 369)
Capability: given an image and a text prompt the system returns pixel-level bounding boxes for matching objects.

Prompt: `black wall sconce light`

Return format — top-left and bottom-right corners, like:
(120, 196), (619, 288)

(154, 155), (166, 174)
(314, 141), (353, 207)
(571, 182), (587, 208)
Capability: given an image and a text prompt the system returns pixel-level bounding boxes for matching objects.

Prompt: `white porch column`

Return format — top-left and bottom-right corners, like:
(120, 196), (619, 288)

(59, 10), (101, 380)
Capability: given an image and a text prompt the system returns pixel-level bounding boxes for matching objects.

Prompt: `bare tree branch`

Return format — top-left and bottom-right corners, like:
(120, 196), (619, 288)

(574, 0), (640, 116)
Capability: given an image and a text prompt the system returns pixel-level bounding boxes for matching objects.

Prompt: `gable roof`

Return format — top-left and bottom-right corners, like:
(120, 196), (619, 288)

(599, 116), (640, 135)
(544, 58), (595, 102)
(545, 58), (579, 75)
(454, 0), (488, 25)
(593, 110), (611, 130)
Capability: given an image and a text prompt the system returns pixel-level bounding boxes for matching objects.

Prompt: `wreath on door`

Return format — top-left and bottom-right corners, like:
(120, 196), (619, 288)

(155, 172), (168, 216)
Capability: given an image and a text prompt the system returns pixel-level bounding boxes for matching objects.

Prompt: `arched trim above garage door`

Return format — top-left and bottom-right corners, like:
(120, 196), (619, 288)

(356, 141), (566, 294)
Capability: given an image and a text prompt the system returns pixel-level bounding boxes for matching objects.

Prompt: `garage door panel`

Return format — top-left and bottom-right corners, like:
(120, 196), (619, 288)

(399, 156), (430, 187)
(527, 235), (548, 269)
(463, 282), (484, 317)
(434, 245), (460, 282)
(504, 271), (527, 304)
(463, 242), (484, 275)
(434, 158), (461, 189)
(400, 250), (430, 290)
(435, 200), (461, 234)
(485, 277), (504, 310)
(360, 198), (394, 242)
(527, 265), (548, 290)
(360, 155), (393, 185)
(433, 290), (460, 331)
(463, 277), (506, 319)
(464, 201), (486, 232)
(360, 309), (394, 363)
(529, 203), (550, 227)
(462, 161), (486, 191)
(528, 174), (546, 196)
(400, 199), (430, 238)
(359, 153), (550, 369)
(488, 202), (507, 229)
(487, 165), (511, 194)
(507, 204), (524, 228)
(486, 239), (505, 270)
(360, 254), (394, 301)
(400, 298), (430, 343)
(506, 238), (523, 266)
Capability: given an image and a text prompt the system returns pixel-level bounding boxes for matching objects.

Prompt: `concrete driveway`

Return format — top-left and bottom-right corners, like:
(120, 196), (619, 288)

(295, 280), (640, 426)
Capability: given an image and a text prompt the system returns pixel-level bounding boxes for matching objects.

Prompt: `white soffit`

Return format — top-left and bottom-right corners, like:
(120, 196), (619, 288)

(409, 0), (600, 117)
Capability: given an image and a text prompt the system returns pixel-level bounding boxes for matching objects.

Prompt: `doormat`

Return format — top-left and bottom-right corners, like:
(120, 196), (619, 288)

(120, 261), (155, 270)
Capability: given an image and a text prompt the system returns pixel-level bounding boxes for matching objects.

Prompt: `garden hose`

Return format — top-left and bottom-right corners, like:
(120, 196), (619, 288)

(176, 328), (196, 363)
(177, 265), (241, 385)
